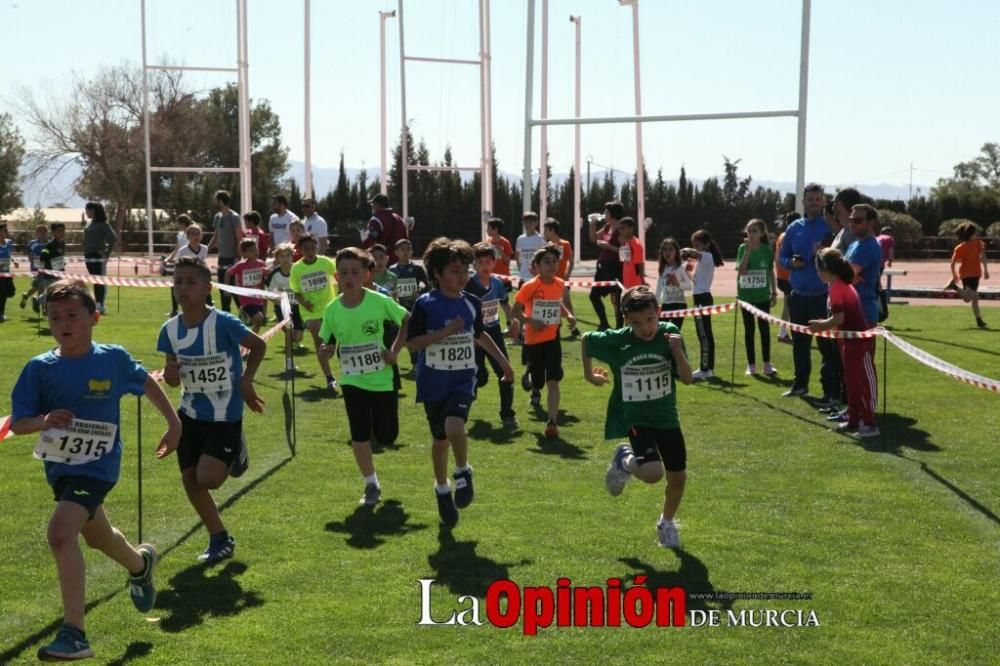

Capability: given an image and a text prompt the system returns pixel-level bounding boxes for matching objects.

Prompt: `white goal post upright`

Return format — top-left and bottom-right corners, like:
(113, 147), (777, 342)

(521, 0), (812, 258)
(140, 0), (251, 257)
(397, 0), (493, 240)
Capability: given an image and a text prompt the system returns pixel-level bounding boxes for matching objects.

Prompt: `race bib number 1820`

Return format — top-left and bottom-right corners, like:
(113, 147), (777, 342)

(425, 330), (476, 370)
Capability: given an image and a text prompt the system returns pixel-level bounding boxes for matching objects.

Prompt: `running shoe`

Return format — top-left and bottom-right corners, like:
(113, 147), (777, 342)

(197, 534), (236, 564)
(37, 624), (93, 662)
(782, 386), (807, 397)
(327, 376), (339, 396)
(128, 544), (157, 613)
(360, 483), (382, 506)
(19, 293), (27, 309)
(656, 520), (681, 548)
(435, 488), (459, 527)
(853, 425), (881, 439)
(605, 443), (632, 496)
(544, 421), (559, 439)
(691, 369), (714, 381)
(453, 468), (474, 508)
(777, 335), (793, 345)
(501, 415), (520, 429)
(835, 421), (859, 433)
(570, 327), (582, 338)
(763, 362), (778, 377)
(529, 390), (542, 408)
(976, 318), (988, 329)
(745, 364), (757, 376)
(826, 409), (848, 422)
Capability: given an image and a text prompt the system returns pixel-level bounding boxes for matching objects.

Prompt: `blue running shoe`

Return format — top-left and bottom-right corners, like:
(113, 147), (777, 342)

(37, 624), (93, 661)
(128, 544), (157, 613)
(453, 468), (474, 509)
(435, 488), (459, 527)
(197, 534), (236, 564)
(605, 443), (633, 496)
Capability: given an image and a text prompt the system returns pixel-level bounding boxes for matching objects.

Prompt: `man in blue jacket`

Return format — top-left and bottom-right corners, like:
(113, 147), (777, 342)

(778, 183), (841, 400)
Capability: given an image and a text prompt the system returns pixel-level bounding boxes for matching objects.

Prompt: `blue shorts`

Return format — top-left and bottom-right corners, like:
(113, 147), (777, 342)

(52, 476), (116, 520)
(422, 393), (473, 441)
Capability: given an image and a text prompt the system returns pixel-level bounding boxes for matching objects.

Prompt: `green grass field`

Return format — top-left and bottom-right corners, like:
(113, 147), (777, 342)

(1, 279), (999, 665)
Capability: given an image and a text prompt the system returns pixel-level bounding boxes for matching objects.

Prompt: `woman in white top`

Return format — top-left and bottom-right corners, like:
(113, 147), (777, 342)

(681, 229), (724, 380)
(656, 237), (693, 329)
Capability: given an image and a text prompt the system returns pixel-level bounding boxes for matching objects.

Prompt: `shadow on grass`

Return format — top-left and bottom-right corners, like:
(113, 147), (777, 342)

(860, 413), (939, 453)
(619, 551), (733, 613)
(893, 454), (1000, 528)
(297, 386), (340, 403)
(426, 526), (532, 599)
(325, 500), (428, 549)
(105, 641), (154, 665)
(0, 455), (292, 662)
(527, 433), (588, 460)
(901, 334), (1000, 358)
(155, 561), (264, 633)
(749, 372), (794, 388)
(526, 408), (581, 425)
(468, 419), (519, 445)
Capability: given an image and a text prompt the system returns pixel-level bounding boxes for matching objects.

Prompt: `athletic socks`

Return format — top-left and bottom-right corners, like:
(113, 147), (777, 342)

(435, 482), (451, 495)
(454, 464), (470, 474)
(364, 473), (380, 488)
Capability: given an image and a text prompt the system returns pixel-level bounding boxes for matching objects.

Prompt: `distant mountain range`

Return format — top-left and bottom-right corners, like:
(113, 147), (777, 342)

(19, 158), (931, 209)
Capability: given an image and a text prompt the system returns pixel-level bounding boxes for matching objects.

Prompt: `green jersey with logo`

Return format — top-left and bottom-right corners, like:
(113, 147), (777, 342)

(319, 289), (408, 392)
(735, 243), (773, 303)
(584, 322), (685, 438)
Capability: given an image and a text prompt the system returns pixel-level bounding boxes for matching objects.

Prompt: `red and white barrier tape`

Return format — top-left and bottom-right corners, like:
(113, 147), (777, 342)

(659, 302), (738, 319)
(0, 415), (11, 441)
(879, 329), (1000, 393)
(497, 275), (623, 290)
(737, 301), (881, 339)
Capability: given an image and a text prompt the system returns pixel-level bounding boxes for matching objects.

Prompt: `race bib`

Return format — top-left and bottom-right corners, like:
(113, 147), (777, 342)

(621, 362), (672, 402)
(739, 270), (768, 290)
(302, 271), (329, 292)
(242, 268), (263, 288)
(658, 278), (684, 304)
(425, 330), (476, 371)
(339, 341), (385, 376)
(532, 299), (561, 326)
(520, 249), (536, 267)
(397, 278), (418, 299)
(481, 299), (500, 326)
(30, 256), (41, 271)
(50, 256), (66, 271)
(178, 352), (230, 394)
(619, 245), (632, 263)
(0, 259), (9, 273)
(34, 419), (117, 465)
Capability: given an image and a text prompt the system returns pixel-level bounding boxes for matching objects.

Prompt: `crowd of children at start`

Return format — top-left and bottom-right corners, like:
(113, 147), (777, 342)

(5, 192), (992, 660)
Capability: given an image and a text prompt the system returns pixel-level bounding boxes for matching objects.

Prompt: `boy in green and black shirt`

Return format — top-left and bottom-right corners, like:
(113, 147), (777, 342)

(582, 285), (693, 548)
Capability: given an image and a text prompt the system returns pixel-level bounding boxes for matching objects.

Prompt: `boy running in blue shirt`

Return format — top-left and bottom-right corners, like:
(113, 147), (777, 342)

(20, 223), (49, 312)
(157, 258), (267, 563)
(465, 241), (520, 428)
(583, 285), (694, 548)
(10, 279), (181, 661)
(407, 238), (514, 526)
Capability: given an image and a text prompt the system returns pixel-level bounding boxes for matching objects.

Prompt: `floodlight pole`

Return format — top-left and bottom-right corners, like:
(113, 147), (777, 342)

(539, 0), (549, 221)
(140, 0), (154, 257)
(397, 0), (410, 220)
(620, 0), (645, 252)
(795, 0), (812, 213)
(237, 0), (252, 215)
(570, 15), (582, 265)
(379, 9), (396, 196)
(522, 0), (536, 214)
(481, 0), (493, 231)
(304, 0), (313, 197)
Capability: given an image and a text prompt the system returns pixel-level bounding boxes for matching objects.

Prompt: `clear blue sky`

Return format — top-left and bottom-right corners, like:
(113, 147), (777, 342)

(2, 0), (998, 196)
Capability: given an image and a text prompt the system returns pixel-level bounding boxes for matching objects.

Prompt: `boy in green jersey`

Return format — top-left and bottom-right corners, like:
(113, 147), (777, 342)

(581, 285), (693, 548)
(289, 233), (339, 393)
(318, 247), (409, 506)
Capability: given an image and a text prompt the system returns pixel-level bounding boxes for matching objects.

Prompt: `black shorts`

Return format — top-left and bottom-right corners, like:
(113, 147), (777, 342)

(961, 277), (980, 293)
(423, 393), (474, 441)
(628, 426), (687, 472)
(592, 261), (623, 297)
(241, 304), (264, 319)
(52, 476), (115, 520)
(177, 412), (243, 471)
(776, 278), (792, 296)
(524, 338), (564, 389)
(342, 384), (400, 444)
(291, 304), (305, 331)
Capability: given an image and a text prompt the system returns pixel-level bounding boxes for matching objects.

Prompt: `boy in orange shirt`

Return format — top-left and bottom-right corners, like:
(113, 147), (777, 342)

(946, 222), (990, 328)
(542, 218), (581, 338)
(511, 246), (576, 438)
(618, 217), (645, 289)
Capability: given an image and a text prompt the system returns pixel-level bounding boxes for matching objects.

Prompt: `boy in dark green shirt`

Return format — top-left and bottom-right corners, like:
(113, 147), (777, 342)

(582, 285), (693, 548)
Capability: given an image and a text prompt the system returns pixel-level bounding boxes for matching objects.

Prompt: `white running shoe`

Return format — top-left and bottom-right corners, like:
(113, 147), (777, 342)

(691, 369), (714, 381)
(763, 362), (777, 376)
(745, 364), (757, 376)
(604, 443), (632, 496)
(853, 425), (881, 439)
(657, 519), (681, 548)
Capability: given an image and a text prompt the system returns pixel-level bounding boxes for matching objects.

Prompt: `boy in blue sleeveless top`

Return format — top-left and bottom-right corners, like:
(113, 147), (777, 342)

(406, 238), (513, 526)
(10, 279), (181, 661)
(157, 258), (267, 564)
